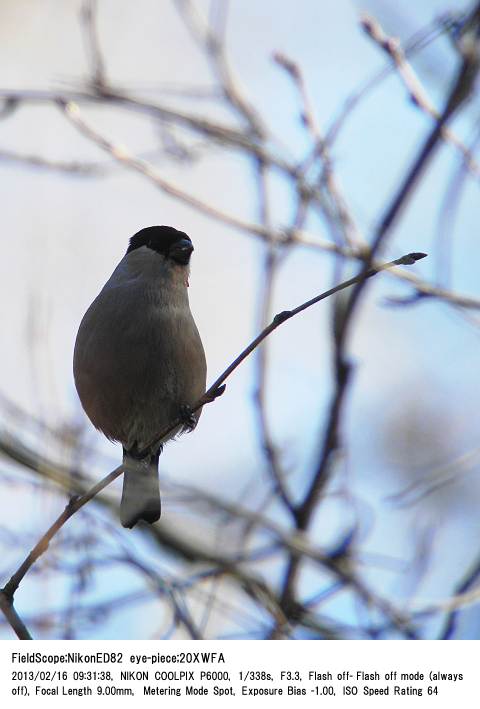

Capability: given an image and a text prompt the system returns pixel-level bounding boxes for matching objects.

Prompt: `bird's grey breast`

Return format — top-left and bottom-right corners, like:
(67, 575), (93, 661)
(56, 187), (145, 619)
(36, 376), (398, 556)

(74, 251), (206, 450)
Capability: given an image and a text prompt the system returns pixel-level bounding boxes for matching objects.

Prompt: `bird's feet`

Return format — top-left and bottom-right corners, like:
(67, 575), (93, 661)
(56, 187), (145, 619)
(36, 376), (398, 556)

(180, 404), (197, 432)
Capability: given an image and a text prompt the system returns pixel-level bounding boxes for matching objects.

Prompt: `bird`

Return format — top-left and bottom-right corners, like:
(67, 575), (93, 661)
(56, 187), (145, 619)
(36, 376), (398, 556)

(73, 225), (207, 528)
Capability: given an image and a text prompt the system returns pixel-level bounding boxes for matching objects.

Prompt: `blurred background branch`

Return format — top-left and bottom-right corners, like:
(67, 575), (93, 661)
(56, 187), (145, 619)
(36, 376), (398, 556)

(0, 0), (479, 640)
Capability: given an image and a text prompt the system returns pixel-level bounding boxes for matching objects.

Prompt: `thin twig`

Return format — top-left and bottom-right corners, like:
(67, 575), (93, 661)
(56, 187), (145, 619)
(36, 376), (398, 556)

(252, 158), (294, 515)
(80, 0), (107, 88)
(325, 11), (469, 146)
(361, 13), (480, 181)
(0, 148), (104, 174)
(174, 0), (265, 136)
(274, 51), (363, 249)
(439, 553), (480, 638)
(435, 126), (480, 285)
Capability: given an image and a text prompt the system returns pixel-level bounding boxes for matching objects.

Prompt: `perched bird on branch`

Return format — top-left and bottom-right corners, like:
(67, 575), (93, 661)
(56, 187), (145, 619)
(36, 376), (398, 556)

(73, 225), (206, 528)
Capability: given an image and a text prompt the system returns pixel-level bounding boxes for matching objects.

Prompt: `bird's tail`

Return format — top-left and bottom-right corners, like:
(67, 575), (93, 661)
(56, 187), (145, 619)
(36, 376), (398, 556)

(120, 448), (161, 528)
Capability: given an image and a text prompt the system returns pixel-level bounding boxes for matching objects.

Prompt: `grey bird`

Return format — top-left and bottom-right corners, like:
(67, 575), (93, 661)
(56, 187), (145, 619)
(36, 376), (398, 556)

(73, 226), (207, 528)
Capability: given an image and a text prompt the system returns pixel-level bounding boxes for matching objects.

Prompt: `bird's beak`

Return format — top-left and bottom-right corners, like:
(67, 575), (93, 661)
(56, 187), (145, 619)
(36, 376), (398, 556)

(169, 238), (194, 265)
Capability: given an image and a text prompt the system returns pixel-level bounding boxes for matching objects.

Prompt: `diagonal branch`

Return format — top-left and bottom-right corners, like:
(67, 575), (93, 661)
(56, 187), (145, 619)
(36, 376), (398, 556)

(143, 251), (426, 452)
(0, 592), (32, 640)
(0, 252), (424, 638)
(1, 465), (123, 601)
(360, 13), (480, 181)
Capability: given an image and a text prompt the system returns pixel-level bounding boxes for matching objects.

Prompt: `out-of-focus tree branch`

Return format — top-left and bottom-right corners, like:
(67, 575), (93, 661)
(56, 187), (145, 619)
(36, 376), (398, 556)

(272, 2), (480, 636)
(1, 0), (480, 640)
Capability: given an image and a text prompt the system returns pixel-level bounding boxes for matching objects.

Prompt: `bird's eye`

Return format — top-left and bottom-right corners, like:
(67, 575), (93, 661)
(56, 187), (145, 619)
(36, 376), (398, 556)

(168, 238), (193, 265)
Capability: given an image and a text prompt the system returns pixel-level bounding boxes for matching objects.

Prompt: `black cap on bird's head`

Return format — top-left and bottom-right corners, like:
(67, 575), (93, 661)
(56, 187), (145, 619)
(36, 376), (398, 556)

(127, 226), (193, 265)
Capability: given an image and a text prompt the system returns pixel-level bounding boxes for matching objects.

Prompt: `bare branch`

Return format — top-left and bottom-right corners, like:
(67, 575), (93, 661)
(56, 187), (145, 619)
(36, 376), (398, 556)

(439, 553), (480, 638)
(273, 51), (363, 250)
(361, 13), (480, 182)
(80, 0), (107, 88)
(174, 0), (266, 136)
(0, 591), (32, 640)
(0, 148), (104, 175)
(1, 465), (123, 602)
(252, 159), (295, 515)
